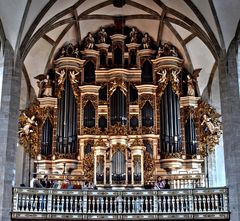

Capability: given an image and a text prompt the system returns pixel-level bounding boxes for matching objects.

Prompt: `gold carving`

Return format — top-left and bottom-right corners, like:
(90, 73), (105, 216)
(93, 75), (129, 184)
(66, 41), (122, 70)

(195, 100), (222, 155)
(139, 94), (154, 109)
(83, 152), (94, 181)
(142, 126), (154, 134)
(18, 100), (41, 158)
(82, 94), (98, 109)
(109, 79), (127, 96)
(95, 137), (106, 147)
(157, 68), (181, 97)
(112, 144), (126, 154)
(161, 152), (183, 159)
(144, 152), (154, 183)
(109, 123), (128, 136)
(131, 137), (144, 146)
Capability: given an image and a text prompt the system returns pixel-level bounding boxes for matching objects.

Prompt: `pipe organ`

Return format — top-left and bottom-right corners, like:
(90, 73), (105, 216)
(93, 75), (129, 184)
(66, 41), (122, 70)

(18, 26), (222, 187)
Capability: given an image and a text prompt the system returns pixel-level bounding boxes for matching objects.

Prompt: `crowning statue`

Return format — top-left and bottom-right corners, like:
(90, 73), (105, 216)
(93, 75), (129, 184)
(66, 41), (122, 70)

(157, 43), (178, 57)
(98, 27), (107, 43)
(129, 27), (138, 43)
(85, 32), (95, 49)
(142, 33), (151, 49)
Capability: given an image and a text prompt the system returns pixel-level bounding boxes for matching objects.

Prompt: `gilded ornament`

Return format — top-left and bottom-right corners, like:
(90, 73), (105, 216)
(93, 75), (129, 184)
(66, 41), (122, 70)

(195, 100), (222, 155)
(83, 152), (94, 181)
(144, 152), (154, 183)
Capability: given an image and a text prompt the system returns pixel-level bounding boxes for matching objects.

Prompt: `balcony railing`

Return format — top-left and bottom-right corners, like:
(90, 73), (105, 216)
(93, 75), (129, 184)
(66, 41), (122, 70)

(11, 187), (229, 220)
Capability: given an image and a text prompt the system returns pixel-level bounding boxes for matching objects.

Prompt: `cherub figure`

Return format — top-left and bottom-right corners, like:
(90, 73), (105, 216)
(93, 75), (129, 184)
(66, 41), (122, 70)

(158, 69), (167, 83)
(56, 70), (66, 85)
(98, 27), (107, 43)
(171, 70), (180, 83)
(69, 70), (80, 84)
(18, 113), (38, 136)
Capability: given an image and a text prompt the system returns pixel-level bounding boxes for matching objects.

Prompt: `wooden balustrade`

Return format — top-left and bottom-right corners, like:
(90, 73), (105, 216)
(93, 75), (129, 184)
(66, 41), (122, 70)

(11, 187), (229, 220)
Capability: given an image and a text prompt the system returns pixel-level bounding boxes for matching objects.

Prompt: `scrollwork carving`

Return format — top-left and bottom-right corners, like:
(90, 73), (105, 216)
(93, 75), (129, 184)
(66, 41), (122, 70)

(112, 144), (126, 154)
(83, 152), (94, 181)
(82, 94), (98, 109)
(144, 152), (154, 183)
(108, 123), (128, 136)
(139, 94), (154, 109)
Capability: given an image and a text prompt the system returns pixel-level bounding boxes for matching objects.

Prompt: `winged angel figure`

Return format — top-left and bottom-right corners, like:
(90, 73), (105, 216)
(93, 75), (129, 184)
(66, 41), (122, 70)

(18, 112), (38, 136)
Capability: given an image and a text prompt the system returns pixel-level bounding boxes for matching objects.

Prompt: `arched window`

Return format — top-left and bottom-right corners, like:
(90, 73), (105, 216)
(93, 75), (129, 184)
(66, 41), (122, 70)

(84, 60), (95, 83)
(84, 143), (92, 155)
(99, 85), (107, 101)
(84, 101), (95, 128)
(141, 60), (153, 83)
(130, 116), (138, 129)
(100, 50), (107, 66)
(110, 87), (127, 125)
(145, 142), (153, 157)
(99, 116), (107, 131)
(142, 101), (153, 127)
(41, 118), (53, 156)
(114, 46), (123, 66)
(130, 84), (138, 102)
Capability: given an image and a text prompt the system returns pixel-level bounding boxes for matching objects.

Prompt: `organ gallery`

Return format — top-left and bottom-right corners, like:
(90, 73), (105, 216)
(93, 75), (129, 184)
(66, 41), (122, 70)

(18, 25), (222, 187)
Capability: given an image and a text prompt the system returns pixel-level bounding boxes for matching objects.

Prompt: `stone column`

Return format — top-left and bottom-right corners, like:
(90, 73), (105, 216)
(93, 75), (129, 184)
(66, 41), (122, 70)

(0, 40), (22, 221)
(219, 29), (240, 221)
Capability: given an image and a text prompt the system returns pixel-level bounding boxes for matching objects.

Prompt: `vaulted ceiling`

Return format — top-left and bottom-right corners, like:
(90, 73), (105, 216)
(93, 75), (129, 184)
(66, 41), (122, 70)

(0, 0), (239, 105)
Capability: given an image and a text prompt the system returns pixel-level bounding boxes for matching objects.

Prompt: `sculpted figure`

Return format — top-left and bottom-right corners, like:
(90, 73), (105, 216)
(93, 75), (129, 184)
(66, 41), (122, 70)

(85, 32), (95, 49)
(187, 74), (195, 96)
(142, 33), (150, 49)
(69, 70), (80, 84)
(201, 114), (219, 134)
(56, 70), (66, 85)
(42, 75), (53, 97)
(129, 27), (138, 43)
(98, 27), (107, 43)
(19, 113), (37, 136)
(158, 69), (167, 83)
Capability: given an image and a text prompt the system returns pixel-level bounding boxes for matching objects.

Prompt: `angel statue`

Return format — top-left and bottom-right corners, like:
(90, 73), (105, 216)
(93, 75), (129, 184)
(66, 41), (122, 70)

(56, 69), (66, 85)
(158, 69), (167, 83)
(69, 70), (80, 84)
(18, 113), (38, 136)
(201, 114), (220, 134)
